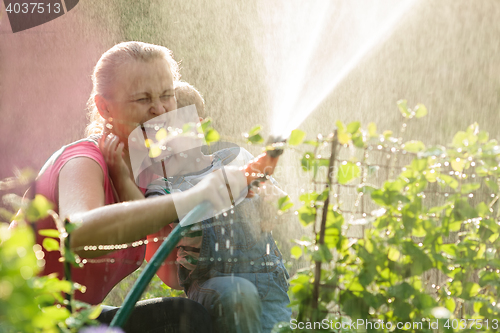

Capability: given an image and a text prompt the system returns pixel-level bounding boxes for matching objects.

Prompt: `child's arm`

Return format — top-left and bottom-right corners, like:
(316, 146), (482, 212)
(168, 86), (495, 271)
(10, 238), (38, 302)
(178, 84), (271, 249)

(100, 132), (144, 202)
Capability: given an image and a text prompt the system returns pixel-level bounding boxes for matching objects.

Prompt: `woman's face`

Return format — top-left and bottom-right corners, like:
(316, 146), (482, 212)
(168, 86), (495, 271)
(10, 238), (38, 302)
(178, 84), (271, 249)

(104, 58), (177, 145)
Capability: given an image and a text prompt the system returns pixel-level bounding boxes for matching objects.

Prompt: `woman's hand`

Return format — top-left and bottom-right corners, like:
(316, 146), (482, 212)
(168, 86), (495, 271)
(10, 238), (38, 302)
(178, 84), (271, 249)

(99, 132), (130, 184)
(173, 166), (248, 223)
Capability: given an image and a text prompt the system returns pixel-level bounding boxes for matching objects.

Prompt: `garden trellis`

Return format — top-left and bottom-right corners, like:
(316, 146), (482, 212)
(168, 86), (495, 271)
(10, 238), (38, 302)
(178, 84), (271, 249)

(283, 101), (500, 332)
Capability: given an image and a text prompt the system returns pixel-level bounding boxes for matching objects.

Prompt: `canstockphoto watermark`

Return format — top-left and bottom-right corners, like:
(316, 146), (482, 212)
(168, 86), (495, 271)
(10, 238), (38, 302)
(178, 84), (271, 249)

(290, 318), (449, 331)
(2, 0), (79, 33)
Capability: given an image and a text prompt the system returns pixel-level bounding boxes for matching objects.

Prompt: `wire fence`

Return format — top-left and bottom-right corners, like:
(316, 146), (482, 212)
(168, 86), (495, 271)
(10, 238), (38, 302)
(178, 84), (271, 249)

(304, 127), (498, 319)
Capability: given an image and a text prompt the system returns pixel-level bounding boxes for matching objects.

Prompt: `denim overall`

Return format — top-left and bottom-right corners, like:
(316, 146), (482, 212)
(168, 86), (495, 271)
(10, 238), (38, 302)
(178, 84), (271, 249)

(146, 147), (291, 333)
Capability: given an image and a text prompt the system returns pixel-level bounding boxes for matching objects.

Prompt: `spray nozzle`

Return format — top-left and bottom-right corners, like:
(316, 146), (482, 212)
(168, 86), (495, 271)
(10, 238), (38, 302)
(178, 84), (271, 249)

(244, 135), (287, 186)
(265, 135), (286, 158)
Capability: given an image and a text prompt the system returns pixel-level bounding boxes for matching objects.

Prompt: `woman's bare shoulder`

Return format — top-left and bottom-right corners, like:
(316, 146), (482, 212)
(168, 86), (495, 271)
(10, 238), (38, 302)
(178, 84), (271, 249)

(58, 156), (106, 219)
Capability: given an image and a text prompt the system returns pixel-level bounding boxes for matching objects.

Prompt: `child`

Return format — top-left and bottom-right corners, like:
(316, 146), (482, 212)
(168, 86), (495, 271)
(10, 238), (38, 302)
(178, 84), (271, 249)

(142, 81), (292, 333)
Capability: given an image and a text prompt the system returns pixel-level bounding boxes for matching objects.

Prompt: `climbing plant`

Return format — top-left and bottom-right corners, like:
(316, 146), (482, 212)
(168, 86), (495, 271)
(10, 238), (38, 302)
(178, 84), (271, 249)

(266, 101), (500, 332)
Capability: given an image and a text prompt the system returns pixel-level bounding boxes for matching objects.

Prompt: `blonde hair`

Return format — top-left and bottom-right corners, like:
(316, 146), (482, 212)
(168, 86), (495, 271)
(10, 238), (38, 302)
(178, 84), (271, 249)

(175, 81), (206, 118)
(85, 42), (180, 137)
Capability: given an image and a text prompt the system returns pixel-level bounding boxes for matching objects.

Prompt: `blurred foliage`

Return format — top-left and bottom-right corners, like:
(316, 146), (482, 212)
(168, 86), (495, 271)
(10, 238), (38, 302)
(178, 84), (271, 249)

(0, 173), (100, 332)
(269, 102), (500, 332)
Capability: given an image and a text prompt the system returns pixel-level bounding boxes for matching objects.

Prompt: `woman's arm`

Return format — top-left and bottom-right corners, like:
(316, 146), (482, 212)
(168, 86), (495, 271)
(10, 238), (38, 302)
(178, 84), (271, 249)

(59, 157), (188, 258)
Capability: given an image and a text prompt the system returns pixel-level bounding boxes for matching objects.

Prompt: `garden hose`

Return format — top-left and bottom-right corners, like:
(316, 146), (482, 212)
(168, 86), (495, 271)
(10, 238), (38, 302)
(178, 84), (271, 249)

(109, 201), (211, 328)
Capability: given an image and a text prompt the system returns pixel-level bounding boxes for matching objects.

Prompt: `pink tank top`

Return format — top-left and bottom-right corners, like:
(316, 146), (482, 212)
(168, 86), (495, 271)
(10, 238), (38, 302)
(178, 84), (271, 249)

(35, 138), (145, 305)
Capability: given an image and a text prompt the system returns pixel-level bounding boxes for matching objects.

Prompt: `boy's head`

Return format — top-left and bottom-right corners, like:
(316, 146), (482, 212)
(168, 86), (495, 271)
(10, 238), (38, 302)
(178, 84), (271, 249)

(175, 81), (206, 119)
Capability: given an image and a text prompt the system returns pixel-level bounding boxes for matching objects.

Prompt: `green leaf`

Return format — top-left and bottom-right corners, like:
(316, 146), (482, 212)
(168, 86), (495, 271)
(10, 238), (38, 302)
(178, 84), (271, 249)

(485, 178), (498, 193)
(388, 282), (415, 300)
(277, 196), (294, 212)
(335, 120), (346, 132)
(33, 306), (71, 329)
(65, 249), (80, 268)
(288, 129), (306, 146)
(303, 140), (319, 147)
(397, 99), (411, 118)
(26, 195), (54, 222)
(479, 270), (499, 287)
(449, 281), (463, 296)
(410, 158), (428, 171)
(247, 133), (263, 144)
(367, 122), (377, 137)
(358, 268), (375, 287)
(420, 145), (446, 157)
(393, 299), (412, 319)
(311, 244), (333, 263)
(290, 246), (302, 259)
(38, 229), (60, 239)
(88, 305), (103, 320)
(423, 169), (437, 183)
(383, 130), (393, 139)
(462, 282), (480, 299)
(445, 298), (456, 312)
(299, 191), (319, 205)
(42, 238), (60, 252)
(402, 140), (426, 153)
(441, 244), (457, 257)
(301, 152), (315, 171)
(478, 130), (489, 143)
(297, 205), (316, 227)
(388, 247), (400, 261)
(200, 118), (212, 133)
(346, 121), (361, 134)
(341, 291), (369, 320)
(412, 293), (436, 309)
(414, 104), (428, 118)
(338, 162), (360, 184)
(460, 182), (481, 194)
(205, 129), (220, 143)
(338, 132), (351, 145)
(438, 174), (458, 189)
(181, 122), (196, 134)
(277, 195), (291, 209)
(351, 132), (365, 148)
(65, 223), (79, 234)
(248, 125), (262, 137)
(346, 279), (364, 292)
(451, 158), (466, 172)
(452, 131), (468, 147)
(473, 301), (482, 314)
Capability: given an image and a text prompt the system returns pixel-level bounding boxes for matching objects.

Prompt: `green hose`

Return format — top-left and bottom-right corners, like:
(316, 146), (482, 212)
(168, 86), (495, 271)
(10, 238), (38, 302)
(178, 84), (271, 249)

(109, 201), (211, 328)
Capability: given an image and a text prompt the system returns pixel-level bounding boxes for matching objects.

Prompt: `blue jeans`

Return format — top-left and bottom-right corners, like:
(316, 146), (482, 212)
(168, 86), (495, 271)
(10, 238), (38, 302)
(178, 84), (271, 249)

(179, 198), (292, 333)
